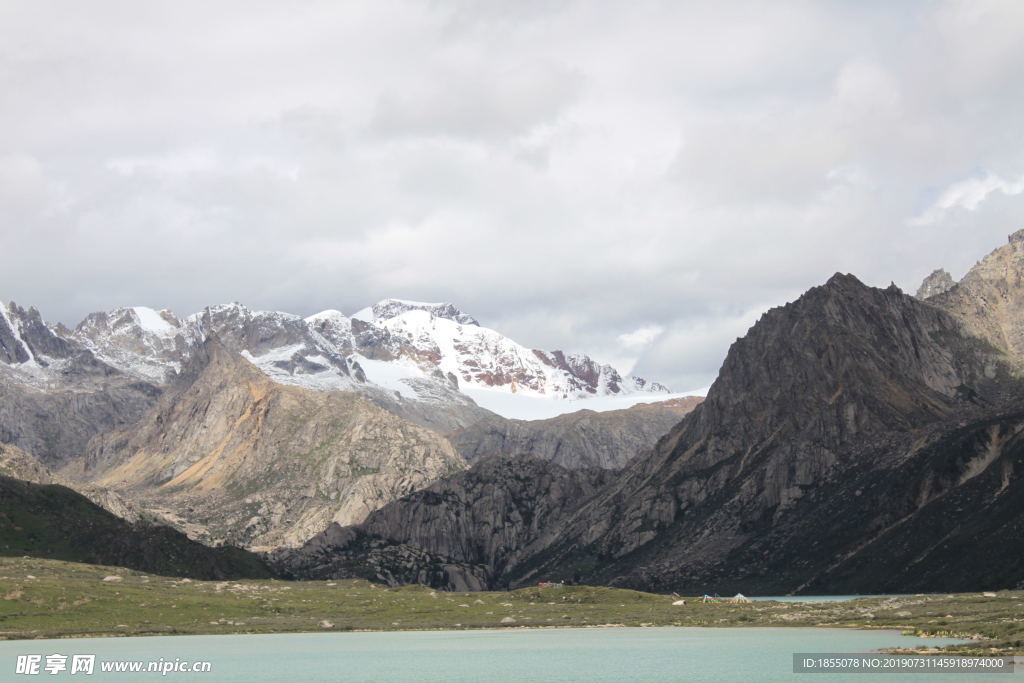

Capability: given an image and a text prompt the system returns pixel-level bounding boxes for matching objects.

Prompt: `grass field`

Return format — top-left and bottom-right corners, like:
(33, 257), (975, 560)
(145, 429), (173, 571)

(1, 557), (1021, 655)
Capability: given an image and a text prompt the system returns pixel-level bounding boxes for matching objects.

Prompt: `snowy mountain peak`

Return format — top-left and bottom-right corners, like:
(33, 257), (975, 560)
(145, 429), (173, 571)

(0, 301), (37, 365)
(354, 299), (480, 327)
(305, 309), (348, 323)
(196, 301), (294, 321)
(73, 306), (190, 382)
(304, 310), (354, 349)
(1, 301), (77, 365)
(4, 296), (675, 421)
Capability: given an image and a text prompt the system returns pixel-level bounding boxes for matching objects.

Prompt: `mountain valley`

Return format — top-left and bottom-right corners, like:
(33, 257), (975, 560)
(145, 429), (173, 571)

(4, 232), (1024, 598)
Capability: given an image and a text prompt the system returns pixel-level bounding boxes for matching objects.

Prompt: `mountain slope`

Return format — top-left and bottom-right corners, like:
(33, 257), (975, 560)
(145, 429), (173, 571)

(0, 302), (162, 468)
(65, 298), (671, 422)
(279, 267), (1024, 593)
(0, 443), (53, 484)
(355, 301), (667, 400)
(70, 339), (468, 549)
(931, 229), (1024, 369)
(0, 475), (272, 579)
(512, 273), (1016, 592)
(3, 293), (676, 475)
(271, 457), (610, 589)
(449, 397), (702, 469)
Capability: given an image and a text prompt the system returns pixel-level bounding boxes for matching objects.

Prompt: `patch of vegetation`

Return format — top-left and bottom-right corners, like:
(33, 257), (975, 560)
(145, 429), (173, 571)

(0, 558), (1021, 656)
(0, 477), (272, 580)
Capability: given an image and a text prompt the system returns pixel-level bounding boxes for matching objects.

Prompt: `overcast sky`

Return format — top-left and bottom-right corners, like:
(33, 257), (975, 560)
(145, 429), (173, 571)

(2, 1), (1023, 391)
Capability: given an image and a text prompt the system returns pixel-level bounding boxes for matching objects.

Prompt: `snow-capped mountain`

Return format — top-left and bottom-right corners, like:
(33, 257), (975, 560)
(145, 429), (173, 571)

(74, 307), (196, 382)
(352, 301), (667, 416)
(0, 301), (99, 389)
(2, 297), (673, 420)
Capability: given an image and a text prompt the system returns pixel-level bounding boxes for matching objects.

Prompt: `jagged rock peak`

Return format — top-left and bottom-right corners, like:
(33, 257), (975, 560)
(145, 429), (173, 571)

(823, 272), (864, 289)
(915, 268), (956, 300)
(356, 298), (480, 326)
(0, 300), (76, 365)
(196, 302), (300, 322)
(76, 306), (181, 336)
(926, 227), (1024, 366)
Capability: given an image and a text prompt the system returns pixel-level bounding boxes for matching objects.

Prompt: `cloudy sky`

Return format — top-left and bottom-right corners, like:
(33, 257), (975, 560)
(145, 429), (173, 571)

(2, 1), (1023, 391)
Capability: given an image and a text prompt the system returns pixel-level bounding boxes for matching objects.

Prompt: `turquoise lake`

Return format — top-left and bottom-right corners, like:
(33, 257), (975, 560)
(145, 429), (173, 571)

(0, 627), (1002, 682)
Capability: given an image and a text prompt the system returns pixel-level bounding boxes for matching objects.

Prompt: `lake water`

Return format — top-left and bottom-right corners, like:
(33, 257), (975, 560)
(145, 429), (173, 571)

(0, 627), (990, 682)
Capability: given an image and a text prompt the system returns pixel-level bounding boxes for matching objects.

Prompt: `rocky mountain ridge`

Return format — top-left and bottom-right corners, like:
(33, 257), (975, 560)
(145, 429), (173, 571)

(914, 268), (955, 300)
(271, 456), (611, 589)
(449, 397), (702, 470)
(3, 297), (671, 425)
(930, 228), (1024, 371)
(0, 301), (162, 469)
(1, 296), (691, 558)
(276, 231), (1024, 594)
(68, 338), (469, 550)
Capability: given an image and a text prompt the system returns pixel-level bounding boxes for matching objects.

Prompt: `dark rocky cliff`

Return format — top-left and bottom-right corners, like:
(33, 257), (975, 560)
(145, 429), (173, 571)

(278, 269), (1024, 593)
(271, 456), (610, 589)
(513, 273), (1018, 592)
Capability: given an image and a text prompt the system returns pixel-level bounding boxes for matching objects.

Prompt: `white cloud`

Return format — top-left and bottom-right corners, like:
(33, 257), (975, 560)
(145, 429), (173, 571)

(910, 172), (1024, 226)
(618, 325), (664, 351)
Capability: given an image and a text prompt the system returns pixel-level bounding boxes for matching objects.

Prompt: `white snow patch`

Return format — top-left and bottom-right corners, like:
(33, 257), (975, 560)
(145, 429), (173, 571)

(131, 306), (177, 335)
(350, 306), (374, 322)
(353, 355), (426, 399)
(239, 344), (305, 364)
(238, 347), (357, 392)
(305, 309), (347, 324)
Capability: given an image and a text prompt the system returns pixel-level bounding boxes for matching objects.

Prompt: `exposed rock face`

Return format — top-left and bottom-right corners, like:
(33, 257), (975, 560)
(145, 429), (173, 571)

(269, 524), (493, 590)
(74, 306), (194, 382)
(513, 274), (1017, 592)
(0, 443), (164, 523)
(931, 229), (1024, 369)
(359, 457), (610, 579)
(3, 295), (676, 554)
(0, 475), (273, 580)
(0, 302), (76, 364)
(747, 412), (1024, 593)
(71, 339), (468, 549)
(0, 443), (53, 484)
(0, 302), (162, 469)
(449, 397), (703, 469)
(271, 457), (609, 589)
(915, 268), (956, 299)
(3, 293), (674, 480)
(281, 269), (1024, 593)
(0, 374), (160, 470)
(360, 299), (480, 327)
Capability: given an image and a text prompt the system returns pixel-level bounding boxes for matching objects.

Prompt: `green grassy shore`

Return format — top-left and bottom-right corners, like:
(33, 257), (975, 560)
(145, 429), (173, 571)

(1, 558), (1020, 655)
